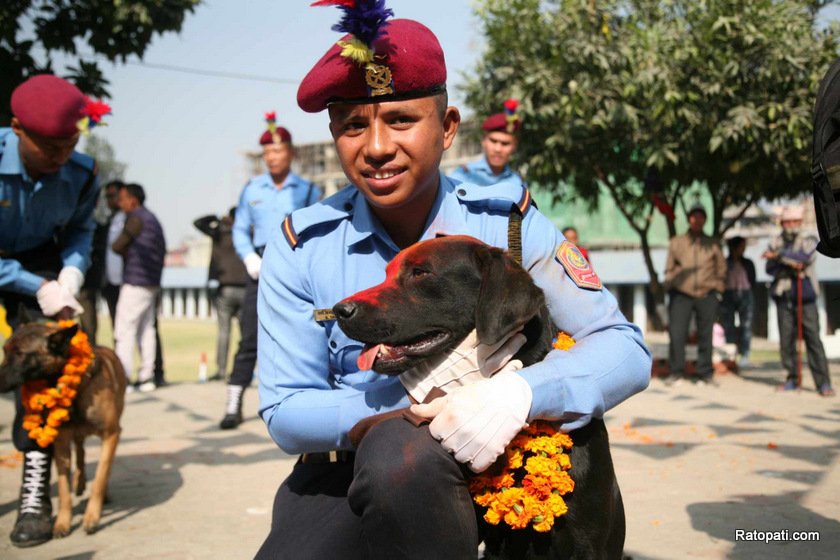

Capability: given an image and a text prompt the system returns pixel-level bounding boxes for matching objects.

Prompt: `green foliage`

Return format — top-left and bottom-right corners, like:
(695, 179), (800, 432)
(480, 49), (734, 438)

(0, 0), (201, 122)
(465, 0), (840, 234)
(83, 134), (126, 185)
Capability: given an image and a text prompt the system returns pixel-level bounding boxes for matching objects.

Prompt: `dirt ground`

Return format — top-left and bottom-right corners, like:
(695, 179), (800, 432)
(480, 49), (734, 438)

(1, 364), (838, 559)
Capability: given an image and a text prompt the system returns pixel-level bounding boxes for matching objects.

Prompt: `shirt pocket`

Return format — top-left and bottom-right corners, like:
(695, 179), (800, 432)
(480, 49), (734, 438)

(328, 327), (376, 387)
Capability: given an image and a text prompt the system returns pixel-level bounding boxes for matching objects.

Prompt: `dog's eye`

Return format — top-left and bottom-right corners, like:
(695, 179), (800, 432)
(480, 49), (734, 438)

(410, 267), (430, 278)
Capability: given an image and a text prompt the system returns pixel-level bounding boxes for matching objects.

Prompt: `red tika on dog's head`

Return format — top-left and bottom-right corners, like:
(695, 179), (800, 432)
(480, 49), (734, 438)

(333, 235), (553, 375)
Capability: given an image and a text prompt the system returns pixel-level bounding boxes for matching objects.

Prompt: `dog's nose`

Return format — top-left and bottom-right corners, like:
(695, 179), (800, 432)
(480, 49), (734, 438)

(333, 301), (358, 321)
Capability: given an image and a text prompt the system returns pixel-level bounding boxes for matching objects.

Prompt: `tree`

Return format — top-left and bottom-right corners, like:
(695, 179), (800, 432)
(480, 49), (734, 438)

(82, 133), (127, 223)
(83, 133), (126, 185)
(0, 0), (201, 122)
(464, 0), (840, 318)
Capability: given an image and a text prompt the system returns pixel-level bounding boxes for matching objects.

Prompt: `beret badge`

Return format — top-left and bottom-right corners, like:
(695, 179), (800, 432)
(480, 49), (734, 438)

(313, 0), (395, 98)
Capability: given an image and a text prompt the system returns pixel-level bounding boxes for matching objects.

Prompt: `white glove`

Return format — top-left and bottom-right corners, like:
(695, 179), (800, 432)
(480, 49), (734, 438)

(243, 253), (262, 280)
(400, 329), (527, 403)
(411, 365), (532, 473)
(57, 266), (85, 297)
(36, 281), (84, 318)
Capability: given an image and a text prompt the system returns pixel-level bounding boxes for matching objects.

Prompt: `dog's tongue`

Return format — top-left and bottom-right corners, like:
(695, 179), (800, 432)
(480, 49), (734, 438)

(357, 343), (382, 371)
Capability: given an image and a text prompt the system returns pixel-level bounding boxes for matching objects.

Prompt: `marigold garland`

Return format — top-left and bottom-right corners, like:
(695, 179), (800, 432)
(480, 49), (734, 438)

(20, 321), (93, 448)
(469, 331), (577, 532)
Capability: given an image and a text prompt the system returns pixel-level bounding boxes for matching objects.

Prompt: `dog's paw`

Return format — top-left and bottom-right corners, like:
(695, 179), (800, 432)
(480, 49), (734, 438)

(53, 520), (71, 539)
(82, 511), (101, 534)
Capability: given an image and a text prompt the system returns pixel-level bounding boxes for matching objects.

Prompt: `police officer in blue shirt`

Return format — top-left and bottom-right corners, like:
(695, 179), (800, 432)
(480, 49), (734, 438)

(0, 75), (102, 547)
(253, 4), (650, 559)
(220, 113), (321, 429)
(450, 98), (526, 188)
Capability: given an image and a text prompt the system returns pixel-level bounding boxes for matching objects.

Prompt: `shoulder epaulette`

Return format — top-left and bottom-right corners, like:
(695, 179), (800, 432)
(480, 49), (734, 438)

(68, 150), (96, 173)
(282, 185), (356, 249)
(454, 181), (533, 215)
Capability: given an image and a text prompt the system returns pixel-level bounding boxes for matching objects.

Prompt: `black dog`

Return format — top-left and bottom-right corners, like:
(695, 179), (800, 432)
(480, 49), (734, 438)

(334, 235), (625, 560)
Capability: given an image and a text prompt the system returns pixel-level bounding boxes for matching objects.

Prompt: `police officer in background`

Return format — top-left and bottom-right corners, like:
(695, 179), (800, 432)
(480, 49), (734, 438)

(221, 114), (321, 429)
(0, 75), (103, 547)
(253, 2), (650, 557)
(449, 98), (525, 188)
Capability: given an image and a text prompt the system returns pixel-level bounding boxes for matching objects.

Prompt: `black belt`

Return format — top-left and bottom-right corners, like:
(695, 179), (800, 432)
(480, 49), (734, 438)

(300, 451), (355, 464)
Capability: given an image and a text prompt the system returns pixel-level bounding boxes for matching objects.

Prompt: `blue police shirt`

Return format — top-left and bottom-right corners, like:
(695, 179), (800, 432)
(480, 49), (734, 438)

(232, 172), (321, 259)
(448, 156), (525, 188)
(257, 173), (651, 454)
(0, 128), (98, 295)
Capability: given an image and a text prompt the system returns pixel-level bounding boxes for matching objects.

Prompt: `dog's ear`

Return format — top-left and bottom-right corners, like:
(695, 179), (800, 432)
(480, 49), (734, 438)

(48, 324), (79, 357)
(474, 246), (545, 345)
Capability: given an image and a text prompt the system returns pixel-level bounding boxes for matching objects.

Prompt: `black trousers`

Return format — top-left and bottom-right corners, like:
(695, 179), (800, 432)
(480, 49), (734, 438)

(255, 418), (480, 560)
(229, 275), (258, 387)
(776, 298), (832, 388)
(668, 291), (719, 378)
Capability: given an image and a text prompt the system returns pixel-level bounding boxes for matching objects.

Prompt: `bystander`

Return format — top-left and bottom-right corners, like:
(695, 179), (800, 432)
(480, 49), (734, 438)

(663, 203), (726, 386)
(763, 205), (834, 396)
(194, 208), (248, 381)
(111, 183), (166, 393)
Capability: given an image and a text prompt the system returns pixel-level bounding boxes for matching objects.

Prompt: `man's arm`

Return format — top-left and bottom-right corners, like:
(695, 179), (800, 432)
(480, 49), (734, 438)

(193, 215), (220, 237)
(0, 258), (45, 295)
(518, 209), (651, 430)
(663, 237), (679, 290)
(779, 236), (818, 269)
(232, 187), (256, 260)
(714, 243), (727, 293)
(111, 215), (143, 256)
(256, 235), (409, 454)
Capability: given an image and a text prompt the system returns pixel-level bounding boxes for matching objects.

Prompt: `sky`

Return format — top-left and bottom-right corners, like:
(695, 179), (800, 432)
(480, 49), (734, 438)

(70, 0), (483, 246)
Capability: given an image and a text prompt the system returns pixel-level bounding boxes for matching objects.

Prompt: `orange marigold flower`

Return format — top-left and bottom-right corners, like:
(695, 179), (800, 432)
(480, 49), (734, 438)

(22, 321), (92, 447)
(532, 513), (554, 533)
(553, 331), (576, 351)
(552, 432), (574, 449)
(524, 435), (559, 456)
(484, 507), (503, 525)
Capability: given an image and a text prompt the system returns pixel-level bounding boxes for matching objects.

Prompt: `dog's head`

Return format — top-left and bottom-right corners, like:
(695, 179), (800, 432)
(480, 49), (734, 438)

(334, 235), (549, 374)
(0, 322), (79, 393)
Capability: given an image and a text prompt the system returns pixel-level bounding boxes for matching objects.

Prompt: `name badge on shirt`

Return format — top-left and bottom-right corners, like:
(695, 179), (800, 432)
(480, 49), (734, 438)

(249, 199), (263, 207)
(555, 241), (602, 290)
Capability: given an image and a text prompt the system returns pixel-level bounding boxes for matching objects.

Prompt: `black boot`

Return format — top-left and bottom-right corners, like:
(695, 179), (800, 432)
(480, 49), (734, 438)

(10, 450), (53, 547)
(219, 384), (244, 430)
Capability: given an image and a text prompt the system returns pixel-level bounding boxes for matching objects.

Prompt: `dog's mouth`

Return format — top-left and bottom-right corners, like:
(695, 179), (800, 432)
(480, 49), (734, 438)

(357, 331), (451, 373)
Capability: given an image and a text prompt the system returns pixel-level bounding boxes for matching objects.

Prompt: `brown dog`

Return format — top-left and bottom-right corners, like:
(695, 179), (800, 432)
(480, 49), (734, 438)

(0, 321), (126, 537)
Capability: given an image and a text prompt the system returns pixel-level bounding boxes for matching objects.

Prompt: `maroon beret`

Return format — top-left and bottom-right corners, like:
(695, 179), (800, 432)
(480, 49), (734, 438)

(11, 75), (87, 138)
(298, 19), (447, 113)
(482, 112), (521, 134)
(259, 127), (292, 145)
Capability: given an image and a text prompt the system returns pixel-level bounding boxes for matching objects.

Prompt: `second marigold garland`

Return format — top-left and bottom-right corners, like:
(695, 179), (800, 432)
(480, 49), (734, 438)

(21, 321), (93, 448)
(468, 332), (577, 533)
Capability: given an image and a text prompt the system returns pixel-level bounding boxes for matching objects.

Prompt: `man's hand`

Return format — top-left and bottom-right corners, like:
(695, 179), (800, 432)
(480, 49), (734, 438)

(410, 365), (532, 473)
(762, 250), (778, 260)
(243, 253), (262, 280)
(36, 281), (83, 318)
(57, 266), (84, 297)
(399, 329), (527, 403)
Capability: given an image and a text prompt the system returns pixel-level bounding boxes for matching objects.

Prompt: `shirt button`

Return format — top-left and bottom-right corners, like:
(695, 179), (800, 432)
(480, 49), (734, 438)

(457, 189), (467, 196)
(330, 341), (337, 349)
(344, 203), (353, 211)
